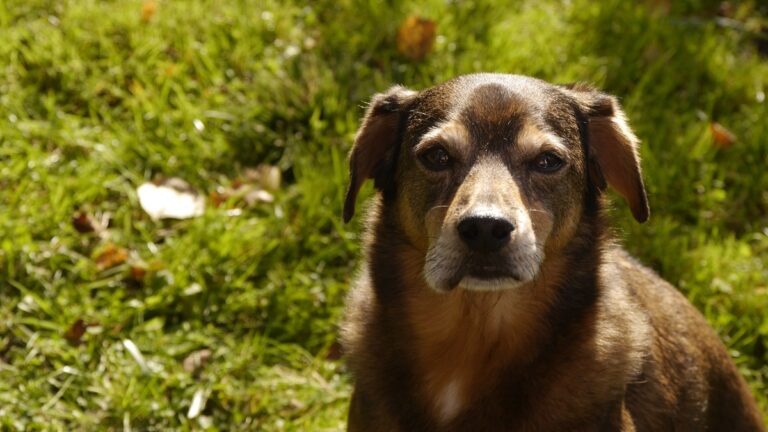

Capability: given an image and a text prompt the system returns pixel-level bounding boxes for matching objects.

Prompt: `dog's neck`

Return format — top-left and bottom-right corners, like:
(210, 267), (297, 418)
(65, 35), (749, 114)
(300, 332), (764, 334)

(365, 200), (607, 425)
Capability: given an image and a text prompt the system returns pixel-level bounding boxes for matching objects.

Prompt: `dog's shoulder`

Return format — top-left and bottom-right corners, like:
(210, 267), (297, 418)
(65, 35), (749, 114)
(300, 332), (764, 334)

(602, 246), (765, 429)
(603, 246), (710, 330)
(600, 245), (716, 365)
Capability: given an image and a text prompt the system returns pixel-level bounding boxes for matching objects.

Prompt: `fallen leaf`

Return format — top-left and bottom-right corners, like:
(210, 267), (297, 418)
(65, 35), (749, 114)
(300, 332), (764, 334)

(141, 0), (157, 22)
(211, 168), (280, 210)
(183, 283), (203, 296)
(64, 319), (86, 345)
(123, 339), (149, 373)
(644, 0), (670, 15)
(710, 122), (737, 148)
(72, 211), (111, 236)
(95, 243), (129, 270)
(193, 119), (205, 132)
(72, 212), (95, 233)
(183, 348), (213, 374)
(163, 64), (176, 77)
(209, 189), (227, 208)
(396, 16), (437, 61)
(129, 79), (144, 95)
(243, 164), (282, 191)
(325, 340), (343, 361)
(129, 266), (146, 281)
(110, 324), (124, 336)
(137, 178), (205, 220)
(244, 189), (274, 205)
(126, 265), (147, 288)
(187, 388), (207, 419)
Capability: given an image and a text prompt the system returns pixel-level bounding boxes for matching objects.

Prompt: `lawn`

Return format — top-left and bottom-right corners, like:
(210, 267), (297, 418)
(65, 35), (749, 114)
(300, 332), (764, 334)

(0, 0), (766, 430)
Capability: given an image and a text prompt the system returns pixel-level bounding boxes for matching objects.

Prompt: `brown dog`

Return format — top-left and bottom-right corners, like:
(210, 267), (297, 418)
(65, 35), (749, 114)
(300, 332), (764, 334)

(341, 74), (765, 431)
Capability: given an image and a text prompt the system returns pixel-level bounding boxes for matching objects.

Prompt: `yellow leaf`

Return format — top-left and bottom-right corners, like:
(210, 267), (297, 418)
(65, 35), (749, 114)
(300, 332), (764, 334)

(397, 16), (437, 61)
(141, 0), (157, 22)
(95, 243), (129, 270)
(163, 64), (176, 77)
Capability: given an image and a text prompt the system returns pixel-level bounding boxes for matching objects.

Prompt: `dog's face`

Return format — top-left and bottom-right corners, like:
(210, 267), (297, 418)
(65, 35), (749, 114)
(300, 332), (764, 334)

(345, 74), (648, 292)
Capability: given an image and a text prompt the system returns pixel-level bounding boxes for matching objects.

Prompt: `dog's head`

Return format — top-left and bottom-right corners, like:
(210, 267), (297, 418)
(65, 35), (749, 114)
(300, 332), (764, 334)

(345, 74), (648, 292)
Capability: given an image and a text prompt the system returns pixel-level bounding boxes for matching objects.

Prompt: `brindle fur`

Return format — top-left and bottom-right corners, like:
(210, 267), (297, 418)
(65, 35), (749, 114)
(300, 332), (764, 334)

(341, 74), (765, 431)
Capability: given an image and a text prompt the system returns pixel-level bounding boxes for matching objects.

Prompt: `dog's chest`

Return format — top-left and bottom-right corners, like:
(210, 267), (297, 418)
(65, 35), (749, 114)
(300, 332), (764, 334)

(411, 295), (543, 424)
(434, 378), (464, 422)
(423, 349), (514, 425)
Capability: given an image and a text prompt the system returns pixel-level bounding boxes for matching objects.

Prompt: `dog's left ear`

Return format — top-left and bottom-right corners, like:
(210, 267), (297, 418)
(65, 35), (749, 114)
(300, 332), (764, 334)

(565, 84), (650, 223)
(343, 86), (418, 223)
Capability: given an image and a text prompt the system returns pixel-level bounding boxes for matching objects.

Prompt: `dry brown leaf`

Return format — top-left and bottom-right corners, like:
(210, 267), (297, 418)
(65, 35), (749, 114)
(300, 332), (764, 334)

(64, 319), (86, 345)
(95, 243), (129, 270)
(243, 165), (282, 191)
(110, 323), (125, 336)
(130, 266), (146, 281)
(645, 0), (670, 15)
(211, 168), (280, 210)
(141, 0), (157, 22)
(397, 16), (437, 61)
(710, 122), (737, 148)
(183, 348), (213, 374)
(126, 265), (147, 288)
(209, 189), (228, 208)
(72, 211), (111, 236)
(325, 340), (343, 361)
(72, 212), (95, 233)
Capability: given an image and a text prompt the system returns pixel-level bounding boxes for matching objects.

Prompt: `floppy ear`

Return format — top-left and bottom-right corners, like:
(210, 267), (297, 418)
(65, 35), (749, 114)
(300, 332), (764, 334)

(565, 84), (650, 223)
(343, 86), (417, 223)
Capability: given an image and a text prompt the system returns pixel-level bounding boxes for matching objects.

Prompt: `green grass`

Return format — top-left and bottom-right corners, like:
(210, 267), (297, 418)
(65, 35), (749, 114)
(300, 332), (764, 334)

(0, 0), (766, 429)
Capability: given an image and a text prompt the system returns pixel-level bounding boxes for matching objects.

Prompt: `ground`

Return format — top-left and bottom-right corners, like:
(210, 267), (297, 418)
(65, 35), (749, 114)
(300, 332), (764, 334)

(0, 0), (766, 430)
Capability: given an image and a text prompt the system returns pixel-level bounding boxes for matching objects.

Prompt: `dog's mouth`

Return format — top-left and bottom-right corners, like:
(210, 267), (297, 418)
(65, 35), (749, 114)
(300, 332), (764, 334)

(423, 230), (543, 292)
(444, 259), (525, 291)
(468, 265), (520, 280)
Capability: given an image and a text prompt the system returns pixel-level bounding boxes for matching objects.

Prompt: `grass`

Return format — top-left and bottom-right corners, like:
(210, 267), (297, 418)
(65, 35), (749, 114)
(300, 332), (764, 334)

(0, 0), (766, 429)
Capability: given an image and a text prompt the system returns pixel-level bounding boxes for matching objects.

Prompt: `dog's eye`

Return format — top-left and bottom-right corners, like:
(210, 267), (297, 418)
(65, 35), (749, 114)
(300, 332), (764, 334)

(531, 152), (564, 173)
(419, 146), (452, 171)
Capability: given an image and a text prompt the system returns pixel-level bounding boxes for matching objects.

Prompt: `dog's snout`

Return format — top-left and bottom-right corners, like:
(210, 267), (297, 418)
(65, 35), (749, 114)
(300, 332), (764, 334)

(457, 216), (515, 253)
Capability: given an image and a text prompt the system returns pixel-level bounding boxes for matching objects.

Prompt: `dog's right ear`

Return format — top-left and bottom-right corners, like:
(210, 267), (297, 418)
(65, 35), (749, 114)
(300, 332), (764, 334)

(343, 86), (418, 223)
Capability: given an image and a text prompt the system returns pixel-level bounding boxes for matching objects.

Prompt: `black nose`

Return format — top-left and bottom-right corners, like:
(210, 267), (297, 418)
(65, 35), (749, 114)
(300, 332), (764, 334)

(457, 216), (515, 253)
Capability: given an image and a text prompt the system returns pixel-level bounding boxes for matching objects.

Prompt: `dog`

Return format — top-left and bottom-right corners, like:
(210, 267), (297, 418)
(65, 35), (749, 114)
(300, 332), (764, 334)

(340, 74), (765, 431)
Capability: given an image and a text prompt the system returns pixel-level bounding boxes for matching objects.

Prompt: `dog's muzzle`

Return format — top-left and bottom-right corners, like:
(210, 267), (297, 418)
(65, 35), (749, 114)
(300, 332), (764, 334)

(423, 205), (541, 292)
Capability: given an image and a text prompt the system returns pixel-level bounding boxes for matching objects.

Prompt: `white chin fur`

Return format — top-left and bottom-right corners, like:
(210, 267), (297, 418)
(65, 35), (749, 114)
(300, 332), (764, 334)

(457, 276), (526, 292)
